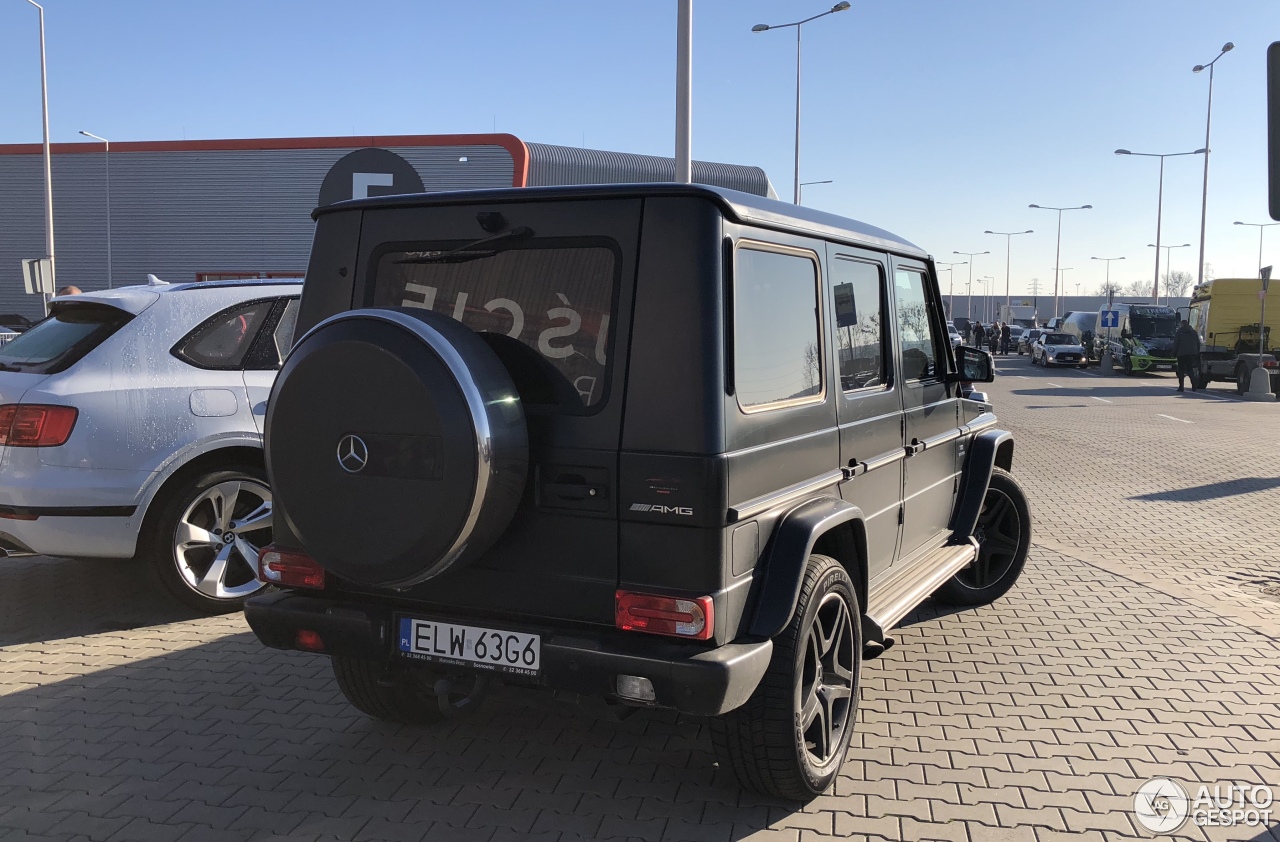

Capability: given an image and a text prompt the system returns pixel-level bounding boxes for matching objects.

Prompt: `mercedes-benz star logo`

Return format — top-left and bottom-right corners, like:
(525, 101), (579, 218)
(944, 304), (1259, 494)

(336, 434), (369, 474)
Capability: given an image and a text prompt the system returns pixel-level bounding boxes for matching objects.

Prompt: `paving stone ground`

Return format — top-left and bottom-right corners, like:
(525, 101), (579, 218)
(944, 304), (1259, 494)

(0, 359), (1277, 842)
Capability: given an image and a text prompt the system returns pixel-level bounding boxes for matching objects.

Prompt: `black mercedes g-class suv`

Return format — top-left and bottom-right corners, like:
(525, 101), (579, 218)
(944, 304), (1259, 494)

(246, 184), (1029, 800)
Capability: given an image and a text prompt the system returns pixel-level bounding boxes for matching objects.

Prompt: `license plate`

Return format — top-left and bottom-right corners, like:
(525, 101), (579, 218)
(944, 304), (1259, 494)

(397, 616), (540, 676)
(1155, 364), (1173, 370)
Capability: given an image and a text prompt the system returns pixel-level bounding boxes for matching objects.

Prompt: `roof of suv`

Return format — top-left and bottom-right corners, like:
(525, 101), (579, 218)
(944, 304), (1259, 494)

(316, 183), (928, 259)
(50, 278), (302, 316)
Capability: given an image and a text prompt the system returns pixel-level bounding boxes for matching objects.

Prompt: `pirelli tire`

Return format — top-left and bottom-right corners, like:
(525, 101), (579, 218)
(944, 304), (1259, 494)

(265, 307), (529, 588)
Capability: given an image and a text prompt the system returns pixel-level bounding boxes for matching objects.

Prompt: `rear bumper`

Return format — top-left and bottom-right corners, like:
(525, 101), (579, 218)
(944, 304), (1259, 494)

(245, 592), (773, 717)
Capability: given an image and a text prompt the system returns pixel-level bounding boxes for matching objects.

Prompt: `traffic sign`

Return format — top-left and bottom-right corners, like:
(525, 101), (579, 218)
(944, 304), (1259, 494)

(20, 258), (53, 295)
(1100, 310), (1119, 328)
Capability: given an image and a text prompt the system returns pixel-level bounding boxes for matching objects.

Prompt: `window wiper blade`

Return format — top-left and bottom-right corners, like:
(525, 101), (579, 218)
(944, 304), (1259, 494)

(0, 363), (24, 372)
(395, 226), (534, 265)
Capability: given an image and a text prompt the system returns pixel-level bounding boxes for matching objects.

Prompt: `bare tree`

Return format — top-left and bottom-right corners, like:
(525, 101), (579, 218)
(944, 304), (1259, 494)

(1163, 270), (1193, 298)
(1095, 279), (1122, 296)
(1120, 278), (1150, 297)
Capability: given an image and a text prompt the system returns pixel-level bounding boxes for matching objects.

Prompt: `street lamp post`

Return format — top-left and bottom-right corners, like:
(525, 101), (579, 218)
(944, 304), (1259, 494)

(752, 2), (851, 205)
(985, 228), (1034, 316)
(675, 0), (692, 184)
(1090, 255), (1126, 297)
(1193, 42), (1234, 287)
(1115, 148), (1207, 304)
(79, 131), (112, 288)
(936, 261), (966, 318)
(1028, 203), (1091, 322)
(26, 0), (56, 312)
(953, 250), (988, 322)
(798, 179), (832, 204)
(1057, 268), (1073, 312)
(979, 276), (995, 322)
(964, 279), (973, 320)
(1146, 242), (1191, 303)
(1232, 221), (1280, 277)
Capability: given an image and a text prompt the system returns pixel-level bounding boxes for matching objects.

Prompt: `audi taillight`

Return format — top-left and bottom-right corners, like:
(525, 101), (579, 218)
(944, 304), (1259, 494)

(0, 404), (78, 447)
(615, 590), (713, 640)
(258, 545), (326, 589)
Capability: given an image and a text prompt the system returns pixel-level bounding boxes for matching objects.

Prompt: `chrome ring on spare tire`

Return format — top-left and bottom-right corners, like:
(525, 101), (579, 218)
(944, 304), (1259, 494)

(173, 479), (272, 600)
(266, 307), (529, 588)
(798, 591), (856, 766)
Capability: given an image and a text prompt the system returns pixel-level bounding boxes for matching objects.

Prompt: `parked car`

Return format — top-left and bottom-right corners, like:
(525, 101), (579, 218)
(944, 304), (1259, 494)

(1030, 331), (1087, 367)
(245, 184), (1030, 801)
(1017, 328), (1042, 355)
(0, 277), (301, 613)
(948, 324), (963, 348)
(952, 316), (973, 339)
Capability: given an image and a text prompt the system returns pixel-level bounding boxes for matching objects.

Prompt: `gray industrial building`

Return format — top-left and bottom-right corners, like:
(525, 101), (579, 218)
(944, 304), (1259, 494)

(0, 133), (775, 318)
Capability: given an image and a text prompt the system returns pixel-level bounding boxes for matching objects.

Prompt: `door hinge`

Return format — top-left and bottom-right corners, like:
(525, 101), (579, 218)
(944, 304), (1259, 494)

(897, 507), (904, 525)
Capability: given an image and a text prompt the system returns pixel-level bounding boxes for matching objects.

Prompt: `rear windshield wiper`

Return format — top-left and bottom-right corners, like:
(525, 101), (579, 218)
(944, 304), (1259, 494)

(394, 226), (534, 265)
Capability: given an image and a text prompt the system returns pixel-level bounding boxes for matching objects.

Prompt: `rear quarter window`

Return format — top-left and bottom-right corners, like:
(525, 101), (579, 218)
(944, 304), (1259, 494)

(0, 304), (133, 374)
(369, 238), (619, 411)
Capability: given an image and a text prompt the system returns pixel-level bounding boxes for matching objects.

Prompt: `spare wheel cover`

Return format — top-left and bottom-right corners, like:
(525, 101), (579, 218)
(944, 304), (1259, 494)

(266, 307), (528, 587)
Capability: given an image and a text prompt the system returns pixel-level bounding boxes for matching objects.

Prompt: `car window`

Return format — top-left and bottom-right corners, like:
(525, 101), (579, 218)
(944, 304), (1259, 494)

(272, 299), (300, 362)
(0, 304), (132, 374)
(893, 268), (943, 381)
(1045, 333), (1074, 344)
(831, 257), (888, 392)
(371, 239), (618, 410)
(734, 244), (823, 410)
(174, 300), (275, 370)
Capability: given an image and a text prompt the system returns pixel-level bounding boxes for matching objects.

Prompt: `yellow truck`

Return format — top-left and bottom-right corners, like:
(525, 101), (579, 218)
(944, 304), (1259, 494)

(1187, 278), (1279, 393)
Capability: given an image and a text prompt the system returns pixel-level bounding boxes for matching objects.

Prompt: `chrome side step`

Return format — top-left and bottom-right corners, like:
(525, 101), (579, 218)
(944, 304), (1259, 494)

(864, 539), (978, 640)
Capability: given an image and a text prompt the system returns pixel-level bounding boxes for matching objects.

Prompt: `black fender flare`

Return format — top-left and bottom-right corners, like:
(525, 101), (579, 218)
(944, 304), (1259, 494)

(747, 496), (864, 640)
(949, 428), (1014, 539)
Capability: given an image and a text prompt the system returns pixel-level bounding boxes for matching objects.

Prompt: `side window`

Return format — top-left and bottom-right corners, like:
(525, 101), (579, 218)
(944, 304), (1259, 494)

(174, 300), (274, 370)
(893, 268), (943, 382)
(831, 257), (889, 392)
(272, 299), (301, 363)
(734, 244), (824, 411)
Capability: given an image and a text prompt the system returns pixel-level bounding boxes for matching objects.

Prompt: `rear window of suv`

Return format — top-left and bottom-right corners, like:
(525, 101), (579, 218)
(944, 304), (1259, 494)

(0, 304), (132, 374)
(370, 239), (619, 410)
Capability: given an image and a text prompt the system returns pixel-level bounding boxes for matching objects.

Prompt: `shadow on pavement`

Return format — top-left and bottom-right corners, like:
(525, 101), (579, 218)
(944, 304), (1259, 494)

(1013, 384), (1191, 399)
(1130, 476), (1280, 502)
(0, 632), (800, 841)
(0, 555), (198, 647)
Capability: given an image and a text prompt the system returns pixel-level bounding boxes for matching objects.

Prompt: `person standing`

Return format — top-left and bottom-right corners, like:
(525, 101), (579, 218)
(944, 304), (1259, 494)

(1173, 319), (1202, 393)
(973, 322), (986, 349)
(1000, 322), (1011, 355)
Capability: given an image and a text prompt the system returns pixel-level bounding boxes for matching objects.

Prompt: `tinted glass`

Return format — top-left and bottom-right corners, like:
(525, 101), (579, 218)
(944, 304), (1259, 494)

(1130, 315), (1178, 338)
(0, 305), (131, 373)
(831, 257), (888, 392)
(1044, 333), (1074, 344)
(735, 246), (823, 409)
(176, 301), (274, 369)
(373, 241), (617, 408)
(893, 269), (942, 381)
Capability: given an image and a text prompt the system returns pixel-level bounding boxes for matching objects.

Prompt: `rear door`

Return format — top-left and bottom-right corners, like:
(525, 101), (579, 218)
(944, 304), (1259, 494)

(827, 247), (904, 583)
(892, 259), (961, 563)
(351, 199), (643, 625)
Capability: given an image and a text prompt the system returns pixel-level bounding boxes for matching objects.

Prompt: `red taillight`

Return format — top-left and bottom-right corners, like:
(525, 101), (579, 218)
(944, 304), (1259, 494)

(1265, 360), (1278, 369)
(295, 629), (325, 651)
(258, 545), (326, 590)
(0, 404), (77, 447)
(615, 590), (713, 640)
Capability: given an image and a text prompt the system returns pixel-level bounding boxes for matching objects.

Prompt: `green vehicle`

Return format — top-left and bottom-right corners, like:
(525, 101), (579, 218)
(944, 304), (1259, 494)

(1101, 303), (1179, 375)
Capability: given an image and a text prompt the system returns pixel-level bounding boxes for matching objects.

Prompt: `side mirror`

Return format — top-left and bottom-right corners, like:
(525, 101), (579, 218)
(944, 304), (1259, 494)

(950, 346), (995, 383)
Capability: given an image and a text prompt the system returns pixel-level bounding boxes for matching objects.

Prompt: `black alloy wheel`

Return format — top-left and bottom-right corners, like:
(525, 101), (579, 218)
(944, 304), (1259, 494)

(935, 468), (1031, 607)
(798, 590), (857, 768)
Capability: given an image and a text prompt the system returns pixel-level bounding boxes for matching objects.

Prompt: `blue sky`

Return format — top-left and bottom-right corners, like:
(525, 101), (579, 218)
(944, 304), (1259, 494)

(1, 1), (1277, 295)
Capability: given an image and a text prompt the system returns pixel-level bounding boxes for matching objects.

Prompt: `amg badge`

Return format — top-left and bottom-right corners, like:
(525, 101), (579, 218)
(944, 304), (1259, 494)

(630, 503), (693, 516)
